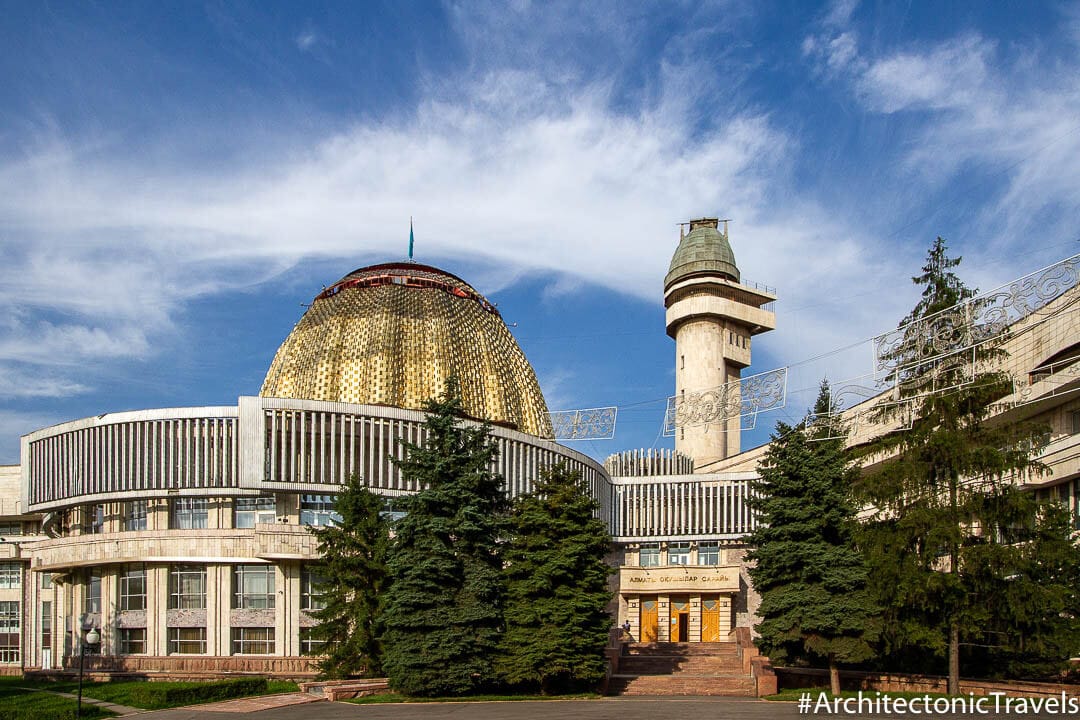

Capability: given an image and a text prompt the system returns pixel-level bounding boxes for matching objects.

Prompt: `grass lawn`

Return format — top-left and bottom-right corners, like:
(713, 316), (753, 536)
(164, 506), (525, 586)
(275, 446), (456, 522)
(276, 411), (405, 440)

(0, 676), (299, 712)
(348, 692), (600, 704)
(0, 677), (115, 719)
(764, 687), (953, 702)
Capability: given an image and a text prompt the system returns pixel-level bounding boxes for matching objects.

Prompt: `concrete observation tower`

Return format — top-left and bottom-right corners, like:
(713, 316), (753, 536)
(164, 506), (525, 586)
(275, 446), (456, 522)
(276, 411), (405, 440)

(665, 219), (777, 469)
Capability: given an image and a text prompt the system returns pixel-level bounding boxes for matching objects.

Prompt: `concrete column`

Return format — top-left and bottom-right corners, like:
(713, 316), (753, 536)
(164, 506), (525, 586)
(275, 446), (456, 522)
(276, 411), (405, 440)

(658, 594), (670, 642)
(278, 563), (294, 656)
(208, 564), (229, 656)
(626, 596), (640, 640)
(99, 569), (115, 654)
(720, 594), (733, 634)
(147, 565), (167, 656)
(690, 594), (702, 642)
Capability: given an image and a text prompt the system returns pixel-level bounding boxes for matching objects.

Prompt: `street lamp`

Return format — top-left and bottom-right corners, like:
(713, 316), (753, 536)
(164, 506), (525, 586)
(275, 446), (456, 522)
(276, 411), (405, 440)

(76, 627), (100, 720)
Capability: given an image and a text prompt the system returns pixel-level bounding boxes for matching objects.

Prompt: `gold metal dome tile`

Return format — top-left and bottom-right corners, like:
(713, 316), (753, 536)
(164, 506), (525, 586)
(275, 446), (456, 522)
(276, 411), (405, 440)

(260, 262), (553, 437)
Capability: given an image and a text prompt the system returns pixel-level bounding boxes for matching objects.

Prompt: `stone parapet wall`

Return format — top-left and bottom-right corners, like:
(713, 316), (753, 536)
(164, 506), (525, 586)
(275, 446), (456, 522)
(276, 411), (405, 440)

(56, 654), (318, 678)
(777, 667), (1080, 699)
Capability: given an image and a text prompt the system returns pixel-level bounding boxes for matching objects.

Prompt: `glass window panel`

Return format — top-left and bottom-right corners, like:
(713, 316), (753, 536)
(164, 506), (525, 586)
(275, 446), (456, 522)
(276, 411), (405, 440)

(170, 499), (208, 530)
(0, 564), (20, 590)
(300, 495), (341, 527)
(124, 501), (147, 531)
(84, 570), (101, 614)
(167, 627), (206, 655)
(301, 566), (328, 611)
(119, 628), (145, 655)
(698, 542), (721, 565)
(231, 627), (275, 655)
(168, 565), (206, 610)
(668, 542), (691, 565)
(119, 564), (146, 611)
(234, 496), (276, 529)
(639, 543), (660, 568)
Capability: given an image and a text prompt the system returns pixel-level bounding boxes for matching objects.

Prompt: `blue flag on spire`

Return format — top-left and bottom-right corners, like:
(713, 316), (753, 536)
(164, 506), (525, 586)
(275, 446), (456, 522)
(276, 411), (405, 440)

(408, 218), (414, 260)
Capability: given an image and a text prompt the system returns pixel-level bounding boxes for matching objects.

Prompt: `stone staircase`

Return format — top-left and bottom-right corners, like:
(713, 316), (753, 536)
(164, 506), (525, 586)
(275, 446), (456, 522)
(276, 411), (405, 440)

(607, 642), (757, 696)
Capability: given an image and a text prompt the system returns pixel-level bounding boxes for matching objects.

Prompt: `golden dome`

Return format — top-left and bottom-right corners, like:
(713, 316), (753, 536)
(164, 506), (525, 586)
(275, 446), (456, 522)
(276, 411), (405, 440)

(260, 262), (553, 437)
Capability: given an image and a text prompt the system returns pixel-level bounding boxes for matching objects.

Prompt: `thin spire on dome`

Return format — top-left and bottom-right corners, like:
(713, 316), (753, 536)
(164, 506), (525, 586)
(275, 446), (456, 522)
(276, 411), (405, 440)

(408, 217), (415, 261)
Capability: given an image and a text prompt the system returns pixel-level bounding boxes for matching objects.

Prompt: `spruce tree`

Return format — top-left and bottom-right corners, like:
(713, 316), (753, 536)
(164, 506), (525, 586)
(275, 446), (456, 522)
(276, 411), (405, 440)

(308, 474), (389, 678)
(746, 382), (878, 695)
(497, 462), (613, 694)
(856, 238), (1051, 691)
(379, 378), (508, 696)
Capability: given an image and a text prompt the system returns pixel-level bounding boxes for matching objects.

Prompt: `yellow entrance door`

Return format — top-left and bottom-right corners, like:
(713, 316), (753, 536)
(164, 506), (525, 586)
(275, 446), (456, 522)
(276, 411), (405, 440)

(671, 599), (689, 642)
(640, 599), (659, 642)
(701, 598), (721, 642)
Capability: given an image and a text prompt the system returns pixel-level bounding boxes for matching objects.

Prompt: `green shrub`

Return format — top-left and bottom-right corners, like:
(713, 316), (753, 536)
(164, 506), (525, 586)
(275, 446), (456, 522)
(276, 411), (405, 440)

(125, 677), (268, 709)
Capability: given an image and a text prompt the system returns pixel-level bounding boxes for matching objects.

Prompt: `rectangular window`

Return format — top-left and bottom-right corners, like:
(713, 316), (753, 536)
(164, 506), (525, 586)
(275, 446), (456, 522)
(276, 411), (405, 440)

(0, 601), (18, 664)
(233, 565), (275, 609)
(84, 504), (105, 534)
(300, 495), (340, 527)
(170, 498), (208, 530)
(119, 628), (146, 655)
(41, 572), (53, 589)
(124, 501), (148, 531)
(301, 566), (327, 611)
(231, 627), (275, 655)
(299, 627), (326, 656)
(639, 543), (660, 568)
(84, 569), (101, 614)
(40, 601), (51, 652)
(668, 542), (691, 566)
(0, 563), (20, 590)
(1071, 410), (1080, 435)
(119, 564), (146, 611)
(167, 627), (206, 655)
(0, 522), (21, 537)
(1073, 478), (1080, 531)
(234, 496), (276, 529)
(168, 565), (206, 610)
(697, 541), (721, 565)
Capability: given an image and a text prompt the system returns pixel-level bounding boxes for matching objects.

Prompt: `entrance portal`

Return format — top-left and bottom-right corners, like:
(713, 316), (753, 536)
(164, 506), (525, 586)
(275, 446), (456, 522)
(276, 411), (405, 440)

(672, 598), (689, 642)
(640, 598), (658, 642)
(701, 597), (721, 642)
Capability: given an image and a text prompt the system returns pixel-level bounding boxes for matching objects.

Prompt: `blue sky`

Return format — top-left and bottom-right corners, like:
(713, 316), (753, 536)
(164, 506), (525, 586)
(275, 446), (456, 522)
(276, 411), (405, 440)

(2, 0), (1079, 463)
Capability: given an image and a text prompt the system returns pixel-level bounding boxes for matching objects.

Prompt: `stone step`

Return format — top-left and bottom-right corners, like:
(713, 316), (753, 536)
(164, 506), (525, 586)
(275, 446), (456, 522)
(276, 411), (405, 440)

(618, 658), (745, 674)
(607, 674), (756, 697)
(625, 642), (740, 657)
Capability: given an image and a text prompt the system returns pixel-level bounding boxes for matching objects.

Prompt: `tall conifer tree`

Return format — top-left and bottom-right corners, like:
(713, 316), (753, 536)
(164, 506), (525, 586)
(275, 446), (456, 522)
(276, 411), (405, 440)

(747, 382), (878, 695)
(379, 378), (508, 696)
(497, 463), (613, 694)
(308, 474), (389, 678)
(856, 238), (1051, 691)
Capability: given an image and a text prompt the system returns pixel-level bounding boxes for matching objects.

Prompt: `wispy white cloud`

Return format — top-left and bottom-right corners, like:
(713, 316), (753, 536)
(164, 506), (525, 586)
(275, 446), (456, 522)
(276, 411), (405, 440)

(0, 368), (90, 399)
(296, 28), (319, 52)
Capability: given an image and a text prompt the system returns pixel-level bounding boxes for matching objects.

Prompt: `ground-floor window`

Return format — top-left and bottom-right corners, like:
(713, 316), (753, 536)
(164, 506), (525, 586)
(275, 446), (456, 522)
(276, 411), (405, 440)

(119, 628), (146, 655)
(40, 601), (51, 653)
(0, 601), (19, 663)
(167, 627), (206, 655)
(299, 627), (326, 656)
(232, 627), (274, 655)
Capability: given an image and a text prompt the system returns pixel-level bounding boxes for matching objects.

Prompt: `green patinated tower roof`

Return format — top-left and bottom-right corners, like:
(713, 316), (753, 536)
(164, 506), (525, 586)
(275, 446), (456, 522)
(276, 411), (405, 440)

(664, 218), (740, 290)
